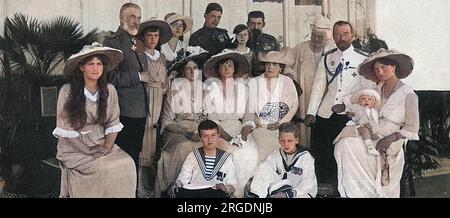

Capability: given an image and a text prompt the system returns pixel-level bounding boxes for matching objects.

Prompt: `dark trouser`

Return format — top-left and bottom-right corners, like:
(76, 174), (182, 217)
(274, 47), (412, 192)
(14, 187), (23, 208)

(311, 113), (350, 184)
(115, 116), (146, 170)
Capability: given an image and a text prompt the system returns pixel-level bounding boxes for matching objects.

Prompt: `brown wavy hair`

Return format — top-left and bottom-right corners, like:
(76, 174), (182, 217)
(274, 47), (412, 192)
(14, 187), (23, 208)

(64, 54), (110, 130)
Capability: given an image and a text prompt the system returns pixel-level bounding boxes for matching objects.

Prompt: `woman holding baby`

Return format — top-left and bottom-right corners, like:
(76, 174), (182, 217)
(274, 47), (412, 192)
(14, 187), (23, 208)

(333, 48), (419, 198)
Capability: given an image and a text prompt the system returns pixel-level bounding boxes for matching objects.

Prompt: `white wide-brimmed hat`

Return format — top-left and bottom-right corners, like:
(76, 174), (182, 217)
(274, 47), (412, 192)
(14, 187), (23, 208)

(203, 49), (250, 79)
(351, 88), (382, 107)
(63, 42), (123, 76)
(138, 19), (173, 45)
(165, 13), (193, 35)
(258, 48), (295, 67)
(358, 48), (414, 82)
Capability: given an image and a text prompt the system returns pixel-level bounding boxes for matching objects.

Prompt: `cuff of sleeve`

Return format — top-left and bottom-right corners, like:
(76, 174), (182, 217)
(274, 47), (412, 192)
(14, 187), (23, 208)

(399, 130), (419, 141)
(105, 123), (124, 135)
(138, 72), (142, 81)
(52, 127), (79, 138)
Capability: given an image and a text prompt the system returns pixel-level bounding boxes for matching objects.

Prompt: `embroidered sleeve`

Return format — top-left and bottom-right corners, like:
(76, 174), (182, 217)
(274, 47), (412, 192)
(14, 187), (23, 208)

(52, 84), (79, 138)
(293, 153), (318, 198)
(399, 93), (419, 140)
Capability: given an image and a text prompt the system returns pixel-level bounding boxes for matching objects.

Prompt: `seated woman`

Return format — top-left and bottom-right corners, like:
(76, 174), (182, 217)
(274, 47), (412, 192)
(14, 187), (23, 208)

(248, 122), (317, 198)
(241, 49), (299, 164)
(53, 42), (136, 198)
(202, 49), (253, 197)
(153, 47), (210, 197)
(167, 120), (236, 198)
(334, 48), (419, 198)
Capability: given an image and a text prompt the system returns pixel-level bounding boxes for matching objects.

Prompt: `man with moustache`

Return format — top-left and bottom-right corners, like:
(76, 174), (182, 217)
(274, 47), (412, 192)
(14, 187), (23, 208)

(103, 3), (149, 174)
(304, 21), (375, 187)
(246, 11), (280, 77)
(189, 2), (232, 56)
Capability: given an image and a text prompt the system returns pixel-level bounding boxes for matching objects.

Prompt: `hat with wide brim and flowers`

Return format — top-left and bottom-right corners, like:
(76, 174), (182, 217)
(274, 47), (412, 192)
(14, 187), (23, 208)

(165, 13), (193, 35)
(203, 49), (250, 79)
(169, 46), (210, 73)
(358, 48), (414, 82)
(138, 19), (173, 45)
(63, 42), (123, 77)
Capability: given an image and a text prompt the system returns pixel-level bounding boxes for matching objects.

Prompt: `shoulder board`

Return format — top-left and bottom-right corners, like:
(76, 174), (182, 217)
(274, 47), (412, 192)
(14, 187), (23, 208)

(104, 32), (120, 40)
(217, 28), (228, 33)
(322, 48), (338, 56)
(261, 33), (276, 40)
(354, 48), (369, 57)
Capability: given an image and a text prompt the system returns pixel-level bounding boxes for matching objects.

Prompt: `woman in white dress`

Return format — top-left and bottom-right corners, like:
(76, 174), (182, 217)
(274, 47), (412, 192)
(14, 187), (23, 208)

(202, 49), (251, 197)
(160, 13), (193, 63)
(53, 43), (136, 197)
(334, 48), (419, 198)
(153, 47), (210, 197)
(240, 49), (299, 180)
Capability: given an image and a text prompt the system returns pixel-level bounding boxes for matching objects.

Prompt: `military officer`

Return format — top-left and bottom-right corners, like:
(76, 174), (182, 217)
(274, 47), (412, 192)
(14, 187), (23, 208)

(304, 21), (375, 185)
(246, 11), (281, 77)
(103, 3), (149, 172)
(189, 2), (232, 57)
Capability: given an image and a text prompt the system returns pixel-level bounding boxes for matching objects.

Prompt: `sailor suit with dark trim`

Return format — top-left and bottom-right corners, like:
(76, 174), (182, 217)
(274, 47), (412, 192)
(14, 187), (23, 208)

(251, 148), (317, 198)
(175, 148), (237, 198)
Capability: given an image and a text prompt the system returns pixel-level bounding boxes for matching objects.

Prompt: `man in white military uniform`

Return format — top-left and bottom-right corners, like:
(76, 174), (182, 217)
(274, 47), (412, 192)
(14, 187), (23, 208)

(304, 21), (375, 185)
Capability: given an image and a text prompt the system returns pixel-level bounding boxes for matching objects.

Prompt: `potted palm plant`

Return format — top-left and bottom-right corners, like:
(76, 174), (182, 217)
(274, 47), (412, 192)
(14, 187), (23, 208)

(0, 13), (97, 196)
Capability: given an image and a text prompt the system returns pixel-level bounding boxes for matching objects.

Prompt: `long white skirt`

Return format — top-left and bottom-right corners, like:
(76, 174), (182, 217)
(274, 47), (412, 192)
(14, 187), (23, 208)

(334, 136), (405, 198)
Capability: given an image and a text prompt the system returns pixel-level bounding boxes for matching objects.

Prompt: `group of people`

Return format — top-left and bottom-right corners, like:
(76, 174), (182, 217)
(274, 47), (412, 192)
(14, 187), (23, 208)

(52, 2), (419, 198)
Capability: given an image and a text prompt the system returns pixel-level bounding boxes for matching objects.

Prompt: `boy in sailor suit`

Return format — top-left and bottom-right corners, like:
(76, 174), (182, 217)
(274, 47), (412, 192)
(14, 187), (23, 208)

(248, 122), (317, 198)
(167, 120), (237, 198)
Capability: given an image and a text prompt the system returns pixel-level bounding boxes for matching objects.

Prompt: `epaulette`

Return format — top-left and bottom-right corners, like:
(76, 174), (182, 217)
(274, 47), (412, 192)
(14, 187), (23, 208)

(216, 27), (229, 33)
(354, 48), (369, 57)
(322, 48), (338, 56)
(260, 33), (276, 40)
(104, 32), (121, 40)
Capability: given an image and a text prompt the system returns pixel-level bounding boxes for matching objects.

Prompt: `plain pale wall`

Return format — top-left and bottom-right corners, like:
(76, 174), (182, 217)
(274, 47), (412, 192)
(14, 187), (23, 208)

(375, 0), (450, 91)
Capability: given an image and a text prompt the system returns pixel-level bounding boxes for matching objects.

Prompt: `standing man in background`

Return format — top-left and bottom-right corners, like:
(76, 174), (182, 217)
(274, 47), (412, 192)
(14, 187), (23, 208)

(290, 16), (334, 148)
(189, 2), (232, 56)
(103, 3), (149, 189)
(246, 11), (280, 77)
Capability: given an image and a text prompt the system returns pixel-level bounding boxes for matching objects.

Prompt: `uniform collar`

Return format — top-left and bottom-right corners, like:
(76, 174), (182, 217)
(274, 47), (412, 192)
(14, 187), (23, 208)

(341, 44), (355, 57)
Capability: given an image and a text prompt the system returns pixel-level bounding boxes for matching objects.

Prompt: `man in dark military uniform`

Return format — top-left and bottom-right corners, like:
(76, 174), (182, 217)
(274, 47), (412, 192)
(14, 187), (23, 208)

(246, 11), (281, 77)
(189, 2), (231, 57)
(103, 3), (149, 172)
